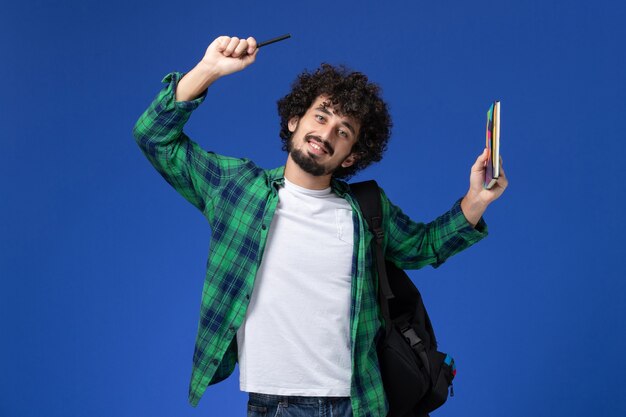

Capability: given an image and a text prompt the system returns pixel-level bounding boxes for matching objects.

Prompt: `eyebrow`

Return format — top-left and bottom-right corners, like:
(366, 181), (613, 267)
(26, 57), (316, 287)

(316, 104), (357, 136)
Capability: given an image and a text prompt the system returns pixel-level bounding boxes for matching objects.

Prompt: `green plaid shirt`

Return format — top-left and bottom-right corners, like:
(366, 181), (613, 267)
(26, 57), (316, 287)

(133, 72), (488, 417)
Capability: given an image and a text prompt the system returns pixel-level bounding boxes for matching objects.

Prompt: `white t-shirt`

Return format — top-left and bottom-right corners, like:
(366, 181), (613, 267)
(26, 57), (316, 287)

(236, 177), (354, 396)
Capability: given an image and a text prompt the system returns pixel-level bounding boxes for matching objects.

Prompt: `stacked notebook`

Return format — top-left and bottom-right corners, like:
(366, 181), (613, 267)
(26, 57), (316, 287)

(484, 101), (501, 189)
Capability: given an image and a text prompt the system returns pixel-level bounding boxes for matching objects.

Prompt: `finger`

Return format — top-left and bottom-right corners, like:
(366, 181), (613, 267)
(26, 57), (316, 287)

(250, 47), (260, 60)
(215, 36), (230, 52)
(233, 39), (249, 58)
(246, 36), (258, 55)
(223, 36), (240, 56)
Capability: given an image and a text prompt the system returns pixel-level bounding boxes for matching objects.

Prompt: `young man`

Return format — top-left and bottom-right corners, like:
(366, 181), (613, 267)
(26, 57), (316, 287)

(133, 35), (507, 417)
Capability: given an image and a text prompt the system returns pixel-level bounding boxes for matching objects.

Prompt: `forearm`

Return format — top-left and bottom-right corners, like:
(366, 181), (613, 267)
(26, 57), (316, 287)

(133, 72), (204, 150)
(133, 72), (210, 210)
(382, 190), (488, 270)
(176, 61), (221, 102)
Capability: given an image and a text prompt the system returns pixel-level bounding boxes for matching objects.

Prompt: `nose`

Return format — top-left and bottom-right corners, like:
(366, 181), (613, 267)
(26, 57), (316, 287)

(317, 124), (332, 141)
(318, 122), (334, 141)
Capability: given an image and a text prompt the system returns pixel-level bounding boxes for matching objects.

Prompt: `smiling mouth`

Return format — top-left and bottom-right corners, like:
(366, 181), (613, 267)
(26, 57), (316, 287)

(306, 135), (333, 156)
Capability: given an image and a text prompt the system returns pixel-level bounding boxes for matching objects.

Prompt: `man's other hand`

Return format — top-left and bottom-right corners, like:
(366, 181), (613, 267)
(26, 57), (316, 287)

(461, 148), (509, 227)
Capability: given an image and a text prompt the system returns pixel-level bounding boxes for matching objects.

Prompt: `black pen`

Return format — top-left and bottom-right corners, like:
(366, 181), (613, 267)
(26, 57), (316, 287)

(257, 34), (291, 48)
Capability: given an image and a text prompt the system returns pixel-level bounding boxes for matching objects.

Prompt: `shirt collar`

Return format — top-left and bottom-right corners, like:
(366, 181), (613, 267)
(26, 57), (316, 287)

(266, 166), (351, 197)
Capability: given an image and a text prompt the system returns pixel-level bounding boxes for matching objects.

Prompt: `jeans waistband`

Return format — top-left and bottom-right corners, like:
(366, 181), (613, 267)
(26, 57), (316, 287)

(248, 392), (350, 406)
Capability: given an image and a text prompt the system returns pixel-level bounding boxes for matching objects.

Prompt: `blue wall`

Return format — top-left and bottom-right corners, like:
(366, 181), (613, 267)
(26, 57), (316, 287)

(2, 1), (625, 416)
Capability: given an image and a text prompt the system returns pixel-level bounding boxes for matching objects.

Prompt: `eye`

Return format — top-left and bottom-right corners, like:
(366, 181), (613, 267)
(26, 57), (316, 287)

(315, 114), (325, 122)
(338, 129), (348, 138)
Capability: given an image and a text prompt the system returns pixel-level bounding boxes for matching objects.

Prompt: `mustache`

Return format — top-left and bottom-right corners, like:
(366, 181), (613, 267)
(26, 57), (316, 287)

(305, 134), (334, 156)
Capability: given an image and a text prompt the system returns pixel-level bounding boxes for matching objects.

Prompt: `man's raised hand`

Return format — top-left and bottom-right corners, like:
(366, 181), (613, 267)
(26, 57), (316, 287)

(200, 36), (258, 78)
(175, 35), (258, 102)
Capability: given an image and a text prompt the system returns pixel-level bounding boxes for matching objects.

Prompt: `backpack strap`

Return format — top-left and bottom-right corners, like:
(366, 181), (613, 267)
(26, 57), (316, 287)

(350, 180), (395, 305)
(351, 180), (431, 375)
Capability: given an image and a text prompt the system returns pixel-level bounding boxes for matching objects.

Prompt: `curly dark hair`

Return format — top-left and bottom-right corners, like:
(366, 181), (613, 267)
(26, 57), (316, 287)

(277, 63), (392, 179)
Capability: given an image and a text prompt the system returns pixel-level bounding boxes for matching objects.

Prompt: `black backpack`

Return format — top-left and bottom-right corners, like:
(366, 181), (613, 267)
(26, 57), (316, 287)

(351, 180), (457, 417)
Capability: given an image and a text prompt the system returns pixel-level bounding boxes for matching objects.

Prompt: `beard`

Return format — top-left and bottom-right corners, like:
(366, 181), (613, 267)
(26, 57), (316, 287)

(289, 147), (328, 176)
(287, 134), (337, 177)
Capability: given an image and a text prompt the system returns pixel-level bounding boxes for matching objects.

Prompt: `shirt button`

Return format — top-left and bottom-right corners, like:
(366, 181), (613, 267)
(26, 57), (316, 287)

(211, 359), (219, 366)
(228, 326), (235, 333)
(261, 224), (267, 230)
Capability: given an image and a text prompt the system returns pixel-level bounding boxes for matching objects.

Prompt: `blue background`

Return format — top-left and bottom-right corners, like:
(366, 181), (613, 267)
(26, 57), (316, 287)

(2, 1), (625, 416)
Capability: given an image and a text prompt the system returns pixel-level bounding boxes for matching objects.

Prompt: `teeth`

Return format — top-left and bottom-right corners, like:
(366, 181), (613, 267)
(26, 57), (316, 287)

(310, 142), (323, 151)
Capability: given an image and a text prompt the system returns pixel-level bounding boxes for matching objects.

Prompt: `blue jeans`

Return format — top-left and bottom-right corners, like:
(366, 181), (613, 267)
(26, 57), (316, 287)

(247, 392), (354, 417)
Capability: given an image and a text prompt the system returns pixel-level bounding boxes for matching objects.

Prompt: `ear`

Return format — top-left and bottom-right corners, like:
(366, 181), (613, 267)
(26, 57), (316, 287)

(341, 152), (359, 168)
(288, 116), (299, 133)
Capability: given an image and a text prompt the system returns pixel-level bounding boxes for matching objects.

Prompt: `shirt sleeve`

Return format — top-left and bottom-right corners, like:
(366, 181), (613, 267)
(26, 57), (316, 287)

(381, 188), (488, 269)
(132, 72), (249, 213)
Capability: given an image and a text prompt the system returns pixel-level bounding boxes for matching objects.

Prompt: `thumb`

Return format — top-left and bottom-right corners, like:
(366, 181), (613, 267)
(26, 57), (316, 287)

(473, 148), (489, 171)
(242, 48), (259, 66)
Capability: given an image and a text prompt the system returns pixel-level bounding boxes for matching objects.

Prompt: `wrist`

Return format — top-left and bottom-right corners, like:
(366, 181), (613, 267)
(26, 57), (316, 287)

(461, 192), (488, 228)
(195, 60), (222, 84)
(462, 190), (488, 212)
(175, 61), (221, 102)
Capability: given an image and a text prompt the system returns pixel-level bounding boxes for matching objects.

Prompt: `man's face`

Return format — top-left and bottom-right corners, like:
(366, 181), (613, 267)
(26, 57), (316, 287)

(287, 96), (361, 177)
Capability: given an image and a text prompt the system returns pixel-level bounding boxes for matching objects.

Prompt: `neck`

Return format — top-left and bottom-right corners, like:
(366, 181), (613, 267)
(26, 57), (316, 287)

(284, 155), (332, 190)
